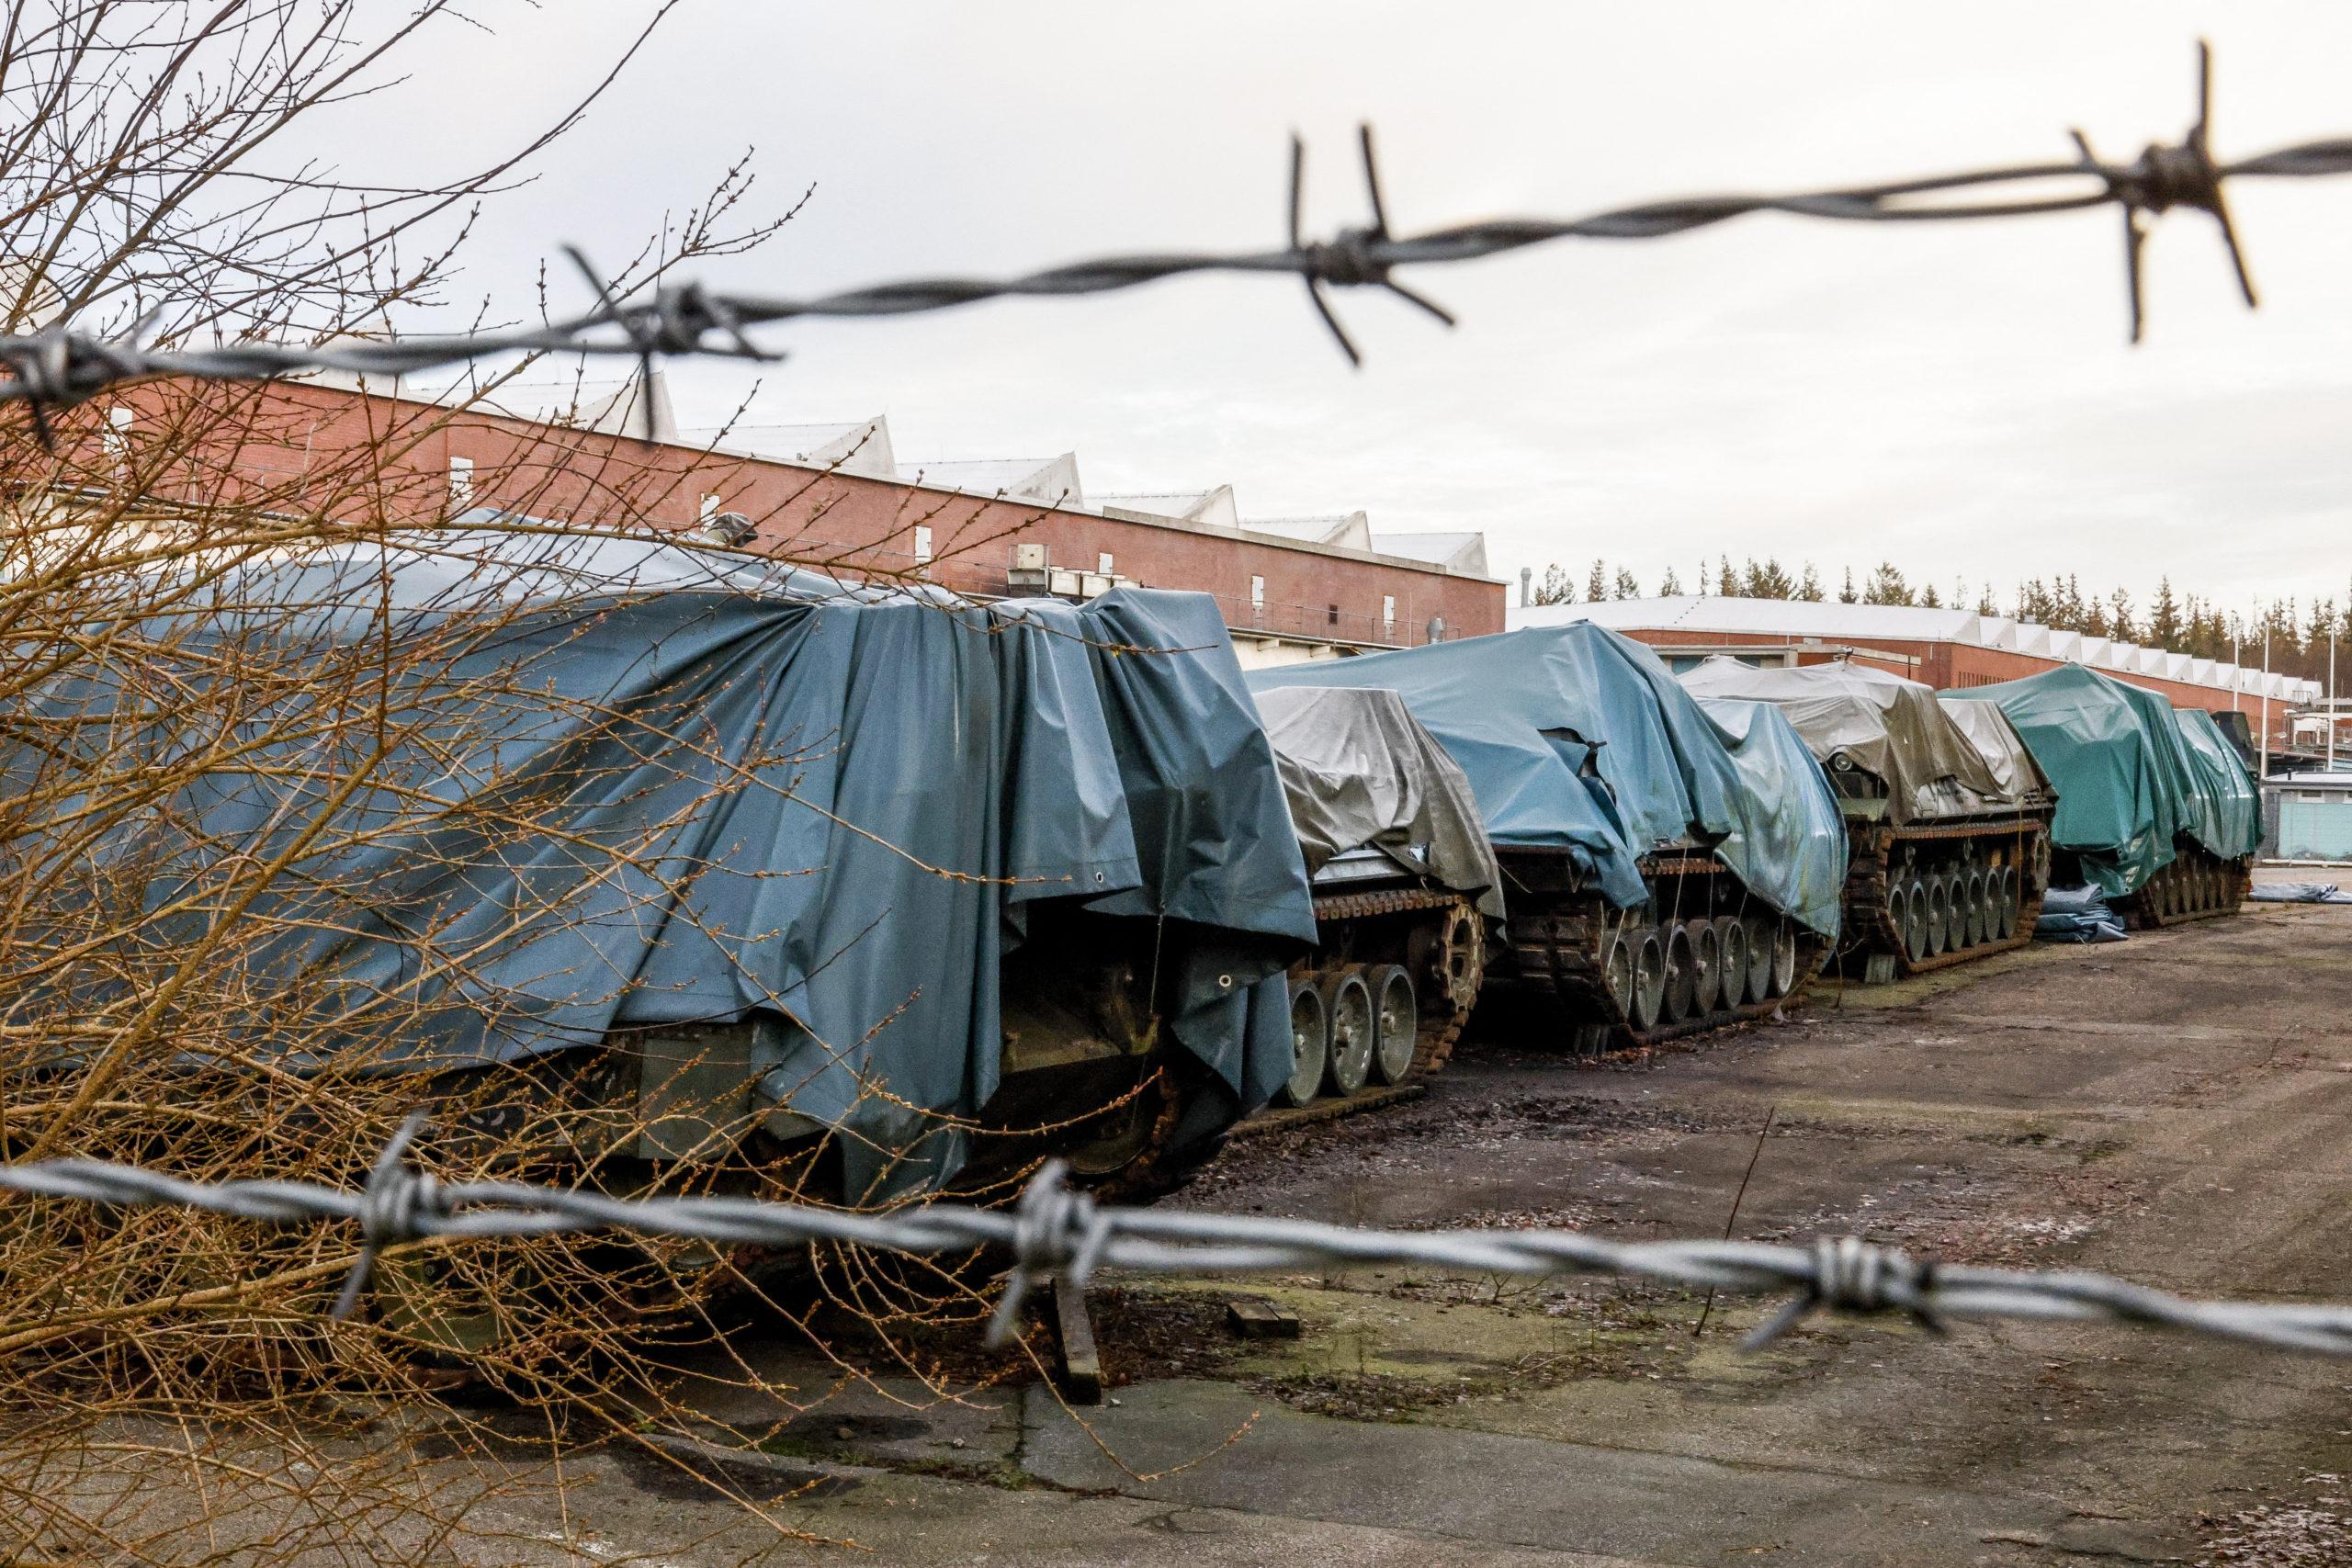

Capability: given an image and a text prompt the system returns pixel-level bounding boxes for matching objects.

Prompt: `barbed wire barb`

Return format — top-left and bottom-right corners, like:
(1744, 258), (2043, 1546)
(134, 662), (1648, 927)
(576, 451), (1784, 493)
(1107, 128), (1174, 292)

(8, 1132), (2352, 1360)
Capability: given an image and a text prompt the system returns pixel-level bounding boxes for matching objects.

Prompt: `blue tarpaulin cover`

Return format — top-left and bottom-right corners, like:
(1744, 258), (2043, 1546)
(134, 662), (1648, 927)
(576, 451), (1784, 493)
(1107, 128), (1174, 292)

(1245, 624), (1847, 937)
(1952, 664), (2255, 897)
(7, 532), (1315, 1198)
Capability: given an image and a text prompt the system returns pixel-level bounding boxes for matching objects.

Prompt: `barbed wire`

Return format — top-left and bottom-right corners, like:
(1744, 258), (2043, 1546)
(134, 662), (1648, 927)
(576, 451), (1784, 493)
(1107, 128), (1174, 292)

(5, 1115), (2350, 1359)
(1, 40), (2346, 446)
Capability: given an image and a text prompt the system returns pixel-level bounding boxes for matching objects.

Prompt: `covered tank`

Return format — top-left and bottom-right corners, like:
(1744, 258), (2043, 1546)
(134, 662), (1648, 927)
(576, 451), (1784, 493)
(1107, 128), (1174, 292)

(1249, 624), (1847, 1052)
(1949, 663), (2256, 927)
(1678, 658), (2056, 976)
(1253, 685), (1501, 1110)
(3, 529), (1320, 1212)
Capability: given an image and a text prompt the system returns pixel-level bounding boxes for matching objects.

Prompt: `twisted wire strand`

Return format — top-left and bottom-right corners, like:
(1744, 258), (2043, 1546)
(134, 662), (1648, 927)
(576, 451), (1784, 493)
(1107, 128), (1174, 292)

(6, 1148), (2351, 1358)
(2, 45), (2347, 418)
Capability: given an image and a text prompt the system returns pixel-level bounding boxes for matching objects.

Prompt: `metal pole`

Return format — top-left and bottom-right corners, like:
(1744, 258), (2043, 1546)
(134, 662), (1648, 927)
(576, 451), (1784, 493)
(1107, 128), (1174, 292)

(2260, 626), (2271, 779)
(2233, 624), (2242, 713)
(2331, 631), (2338, 772)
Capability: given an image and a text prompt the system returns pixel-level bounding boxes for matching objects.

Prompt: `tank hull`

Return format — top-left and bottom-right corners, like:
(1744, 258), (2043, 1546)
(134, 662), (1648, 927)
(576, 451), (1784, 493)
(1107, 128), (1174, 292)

(2109, 839), (2251, 930)
(1835, 810), (2053, 977)
(1489, 848), (1829, 1052)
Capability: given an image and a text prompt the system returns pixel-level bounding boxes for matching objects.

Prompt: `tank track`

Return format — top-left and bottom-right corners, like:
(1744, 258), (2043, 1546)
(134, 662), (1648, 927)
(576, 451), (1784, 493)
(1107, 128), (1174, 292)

(2116, 842), (2251, 930)
(1305, 888), (1483, 1080)
(1838, 813), (2052, 977)
(1495, 853), (1828, 1051)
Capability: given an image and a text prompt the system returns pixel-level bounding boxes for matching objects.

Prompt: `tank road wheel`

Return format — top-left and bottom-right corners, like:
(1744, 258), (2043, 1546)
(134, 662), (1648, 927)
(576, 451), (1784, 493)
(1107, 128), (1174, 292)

(1601, 931), (1636, 1020)
(1660, 924), (1697, 1024)
(1687, 919), (1723, 1015)
(1770, 918), (1798, 998)
(1964, 869), (1989, 947)
(1741, 913), (1774, 1004)
(1631, 930), (1668, 1032)
(1324, 969), (1376, 1097)
(1714, 917), (1748, 1009)
(1904, 880), (1930, 962)
(2157, 866), (2179, 919)
(1281, 980), (1329, 1107)
(1924, 874), (1950, 956)
(1886, 885), (1909, 957)
(1995, 867), (2018, 939)
(1366, 964), (1418, 1086)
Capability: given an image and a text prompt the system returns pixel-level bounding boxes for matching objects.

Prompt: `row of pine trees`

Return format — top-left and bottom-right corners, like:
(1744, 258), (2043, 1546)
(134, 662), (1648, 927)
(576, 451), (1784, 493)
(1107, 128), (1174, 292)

(1532, 557), (2352, 687)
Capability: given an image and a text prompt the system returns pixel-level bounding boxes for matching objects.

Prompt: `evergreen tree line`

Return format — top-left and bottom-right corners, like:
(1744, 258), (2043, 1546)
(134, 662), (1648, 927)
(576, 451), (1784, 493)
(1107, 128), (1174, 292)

(1530, 557), (2352, 688)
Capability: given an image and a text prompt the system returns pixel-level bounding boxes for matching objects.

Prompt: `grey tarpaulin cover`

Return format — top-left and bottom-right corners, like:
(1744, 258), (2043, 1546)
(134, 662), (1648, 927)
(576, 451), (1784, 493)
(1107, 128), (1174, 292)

(1245, 623), (1847, 938)
(1676, 657), (2012, 824)
(1939, 697), (2056, 807)
(6, 531), (1316, 1199)
(1251, 685), (1505, 917)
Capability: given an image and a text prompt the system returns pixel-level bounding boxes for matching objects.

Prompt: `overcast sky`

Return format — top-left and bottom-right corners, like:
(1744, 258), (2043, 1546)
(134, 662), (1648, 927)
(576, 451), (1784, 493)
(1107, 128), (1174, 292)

(349, 2), (2352, 617)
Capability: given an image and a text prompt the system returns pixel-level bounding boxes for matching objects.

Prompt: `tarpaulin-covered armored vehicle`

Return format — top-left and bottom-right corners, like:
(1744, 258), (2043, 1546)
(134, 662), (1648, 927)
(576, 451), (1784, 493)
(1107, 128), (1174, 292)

(1250, 625), (1847, 1051)
(1253, 686), (1501, 1110)
(1952, 664), (2256, 928)
(7, 531), (1318, 1209)
(1678, 658), (2056, 976)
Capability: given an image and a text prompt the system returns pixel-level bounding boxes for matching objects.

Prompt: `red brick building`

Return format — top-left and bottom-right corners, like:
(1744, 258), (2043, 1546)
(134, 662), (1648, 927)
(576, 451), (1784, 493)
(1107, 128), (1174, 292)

(119, 375), (1501, 663)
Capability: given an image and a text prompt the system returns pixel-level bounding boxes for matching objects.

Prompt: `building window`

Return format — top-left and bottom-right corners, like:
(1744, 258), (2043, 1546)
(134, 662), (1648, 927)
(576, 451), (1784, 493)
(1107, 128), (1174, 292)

(1328, 603), (1340, 626)
(1381, 595), (1396, 631)
(914, 525), (933, 561)
(103, 407), (132, 466)
(1250, 575), (1265, 609)
(700, 493), (720, 522)
(1098, 551), (1114, 574)
(448, 456), (473, 509)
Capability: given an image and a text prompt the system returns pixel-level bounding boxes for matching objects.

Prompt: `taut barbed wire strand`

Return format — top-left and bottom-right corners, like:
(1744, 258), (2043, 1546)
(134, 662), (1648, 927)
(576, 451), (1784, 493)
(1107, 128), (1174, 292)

(1, 40), (2348, 446)
(6, 1120), (2352, 1360)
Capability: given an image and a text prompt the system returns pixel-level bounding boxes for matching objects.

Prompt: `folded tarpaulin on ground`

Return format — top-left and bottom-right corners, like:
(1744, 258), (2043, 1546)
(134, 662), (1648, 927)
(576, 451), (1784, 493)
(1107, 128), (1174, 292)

(1244, 622), (1848, 939)
(1677, 656), (2015, 825)
(2034, 884), (2129, 942)
(1950, 663), (2246, 898)
(3, 530), (1316, 1199)
(1251, 684), (1505, 917)
(2247, 882), (2352, 904)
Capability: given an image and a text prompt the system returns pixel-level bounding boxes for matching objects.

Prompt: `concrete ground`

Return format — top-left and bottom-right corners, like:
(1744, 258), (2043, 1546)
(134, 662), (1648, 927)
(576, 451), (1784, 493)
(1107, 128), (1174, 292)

(419, 893), (2352, 1565)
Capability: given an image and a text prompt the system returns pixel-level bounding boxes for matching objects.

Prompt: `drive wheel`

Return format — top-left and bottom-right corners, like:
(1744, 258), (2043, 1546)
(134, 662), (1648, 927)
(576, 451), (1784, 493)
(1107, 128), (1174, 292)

(1365, 964), (1417, 1086)
(1714, 917), (1748, 1009)
(1324, 969), (1375, 1097)
(1280, 980), (1328, 1107)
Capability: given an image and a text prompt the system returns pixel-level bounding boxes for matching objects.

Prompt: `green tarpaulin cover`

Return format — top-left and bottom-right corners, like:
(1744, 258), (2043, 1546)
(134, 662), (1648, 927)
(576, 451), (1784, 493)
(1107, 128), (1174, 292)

(6, 531), (1316, 1199)
(1245, 623), (1847, 938)
(1949, 663), (2253, 896)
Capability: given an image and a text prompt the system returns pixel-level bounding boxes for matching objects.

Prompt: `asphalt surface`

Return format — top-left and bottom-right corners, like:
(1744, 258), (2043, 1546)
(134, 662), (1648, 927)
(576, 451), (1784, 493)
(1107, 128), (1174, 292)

(423, 888), (2352, 1565)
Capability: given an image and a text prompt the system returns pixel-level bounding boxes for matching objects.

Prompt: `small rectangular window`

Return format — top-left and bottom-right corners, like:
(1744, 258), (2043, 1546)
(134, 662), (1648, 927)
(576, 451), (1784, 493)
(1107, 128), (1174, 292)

(1328, 604), (1340, 626)
(1250, 575), (1265, 608)
(447, 456), (474, 508)
(914, 525), (933, 561)
(1381, 595), (1396, 627)
(1098, 551), (1114, 574)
